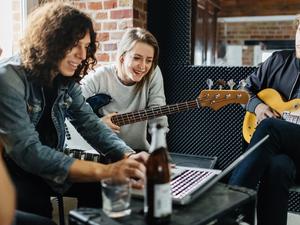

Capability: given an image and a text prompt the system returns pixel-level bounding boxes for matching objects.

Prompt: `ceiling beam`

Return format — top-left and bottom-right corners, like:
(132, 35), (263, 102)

(219, 0), (300, 17)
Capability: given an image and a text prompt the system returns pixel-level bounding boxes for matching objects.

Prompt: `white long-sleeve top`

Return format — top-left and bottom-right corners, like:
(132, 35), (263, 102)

(81, 64), (168, 151)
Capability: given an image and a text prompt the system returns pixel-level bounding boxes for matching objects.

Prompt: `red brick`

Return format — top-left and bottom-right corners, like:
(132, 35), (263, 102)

(97, 32), (110, 42)
(111, 9), (133, 19)
(118, 20), (133, 29)
(93, 23), (102, 32)
(96, 12), (108, 20)
(74, 2), (86, 10)
(104, 43), (117, 51)
(87, 2), (102, 10)
(102, 22), (117, 30)
(110, 31), (126, 40)
(104, 0), (118, 9)
(96, 53), (110, 62)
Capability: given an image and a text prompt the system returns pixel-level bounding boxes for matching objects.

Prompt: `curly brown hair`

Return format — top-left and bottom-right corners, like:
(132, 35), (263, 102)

(19, 2), (97, 84)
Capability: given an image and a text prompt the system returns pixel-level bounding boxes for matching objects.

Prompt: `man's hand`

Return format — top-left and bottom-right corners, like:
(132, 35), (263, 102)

(101, 112), (120, 133)
(106, 158), (146, 189)
(255, 103), (280, 124)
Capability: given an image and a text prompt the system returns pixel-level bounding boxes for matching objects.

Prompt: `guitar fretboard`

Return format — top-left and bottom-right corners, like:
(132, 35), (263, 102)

(282, 112), (300, 125)
(111, 99), (200, 126)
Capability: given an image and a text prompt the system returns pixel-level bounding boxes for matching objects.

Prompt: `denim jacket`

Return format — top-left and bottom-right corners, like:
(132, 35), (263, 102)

(0, 56), (134, 193)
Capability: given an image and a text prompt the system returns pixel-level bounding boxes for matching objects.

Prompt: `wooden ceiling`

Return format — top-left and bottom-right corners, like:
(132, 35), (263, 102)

(219, 0), (300, 17)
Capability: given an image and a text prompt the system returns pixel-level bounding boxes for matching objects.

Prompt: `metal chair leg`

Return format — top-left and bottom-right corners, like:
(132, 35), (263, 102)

(56, 194), (65, 225)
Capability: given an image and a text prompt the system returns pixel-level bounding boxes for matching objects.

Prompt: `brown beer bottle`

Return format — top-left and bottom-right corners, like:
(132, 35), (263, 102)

(145, 123), (172, 225)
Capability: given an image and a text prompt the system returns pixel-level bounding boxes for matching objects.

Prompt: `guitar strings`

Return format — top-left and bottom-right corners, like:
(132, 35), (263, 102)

(111, 97), (237, 126)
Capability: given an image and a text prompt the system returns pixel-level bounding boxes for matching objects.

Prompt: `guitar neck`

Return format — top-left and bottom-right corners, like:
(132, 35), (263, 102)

(282, 112), (300, 125)
(111, 99), (200, 126)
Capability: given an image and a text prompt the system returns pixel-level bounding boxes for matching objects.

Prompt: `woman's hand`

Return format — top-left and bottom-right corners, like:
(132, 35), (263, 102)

(255, 103), (280, 124)
(101, 112), (121, 133)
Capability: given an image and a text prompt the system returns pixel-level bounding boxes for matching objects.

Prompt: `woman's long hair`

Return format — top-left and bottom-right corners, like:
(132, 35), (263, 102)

(19, 2), (97, 84)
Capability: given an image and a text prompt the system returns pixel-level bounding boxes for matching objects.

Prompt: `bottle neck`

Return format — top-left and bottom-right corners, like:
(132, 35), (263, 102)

(149, 127), (167, 154)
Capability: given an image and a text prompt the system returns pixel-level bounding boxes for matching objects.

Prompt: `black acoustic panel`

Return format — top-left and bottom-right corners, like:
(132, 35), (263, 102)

(148, 0), (192, 66)
(289, 191), (300, 212)
(162, 65), (300, 212)
(162, 65), (256, 170)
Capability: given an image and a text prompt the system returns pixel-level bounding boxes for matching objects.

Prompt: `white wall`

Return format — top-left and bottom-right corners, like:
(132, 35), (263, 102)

(0, 1), (13, 58)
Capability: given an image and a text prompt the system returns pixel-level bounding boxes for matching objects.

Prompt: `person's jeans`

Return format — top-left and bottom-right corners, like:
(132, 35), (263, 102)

(4, 155), (102, 218)
(229, 118), (300, 225)
(14, 210), (57, 225)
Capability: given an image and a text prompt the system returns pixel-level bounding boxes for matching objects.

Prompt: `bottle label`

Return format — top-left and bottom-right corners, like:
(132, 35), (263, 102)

(154, 183), (172, 217)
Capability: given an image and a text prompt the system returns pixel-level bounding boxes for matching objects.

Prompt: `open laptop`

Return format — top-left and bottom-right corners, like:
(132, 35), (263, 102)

(132, 135), (269, 205)
(65, 119), (269, 205)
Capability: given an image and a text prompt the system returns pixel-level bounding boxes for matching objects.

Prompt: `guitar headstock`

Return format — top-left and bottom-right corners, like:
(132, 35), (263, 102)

(198, 90), (249, 111)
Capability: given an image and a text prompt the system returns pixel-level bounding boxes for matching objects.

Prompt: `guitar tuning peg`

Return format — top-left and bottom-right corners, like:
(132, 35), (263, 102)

(206, 78), (213, 90)
(216, 79), (226, 90)
(227, 79), (236, 90)
(238, 79), (247, 90)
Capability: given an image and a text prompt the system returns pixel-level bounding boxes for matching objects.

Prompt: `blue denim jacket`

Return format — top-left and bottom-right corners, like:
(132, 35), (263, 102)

(0, 56), (134, 193)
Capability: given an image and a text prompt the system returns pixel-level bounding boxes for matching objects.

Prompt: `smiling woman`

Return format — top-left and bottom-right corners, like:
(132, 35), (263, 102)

(80, 27), (169, 152)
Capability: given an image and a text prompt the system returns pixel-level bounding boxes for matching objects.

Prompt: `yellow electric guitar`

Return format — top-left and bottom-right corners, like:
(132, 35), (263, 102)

(243, 88), (300, 143)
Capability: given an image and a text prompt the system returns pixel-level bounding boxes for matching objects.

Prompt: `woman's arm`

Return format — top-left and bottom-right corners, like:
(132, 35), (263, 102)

(147, 66), (169, 128)
(68, 157), (146, 189)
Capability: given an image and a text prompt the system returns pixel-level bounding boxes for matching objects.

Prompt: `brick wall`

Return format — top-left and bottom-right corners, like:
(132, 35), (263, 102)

(12, 2), (296, 66)
(10, 0), (147, 65)
(72, 0), (147, 65)
(218, 20), (295, 65)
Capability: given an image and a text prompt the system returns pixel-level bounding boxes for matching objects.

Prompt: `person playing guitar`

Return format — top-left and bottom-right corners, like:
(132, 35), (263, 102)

(81, 28), (168, 152)
(229, 14), (300, 225)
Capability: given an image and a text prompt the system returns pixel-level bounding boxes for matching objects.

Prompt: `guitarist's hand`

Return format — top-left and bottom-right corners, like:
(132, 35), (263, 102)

(255, 103), (280, 124)
(102, 112), (121, 133)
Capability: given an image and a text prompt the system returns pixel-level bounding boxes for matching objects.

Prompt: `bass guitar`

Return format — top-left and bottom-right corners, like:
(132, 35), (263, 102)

(86, 89), (249, 126)
(65, 89), (249, 150)
(243, 88), (300, 143)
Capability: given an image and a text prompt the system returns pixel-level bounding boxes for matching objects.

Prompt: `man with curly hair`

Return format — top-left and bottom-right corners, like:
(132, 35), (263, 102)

(0, 2), (147, 219)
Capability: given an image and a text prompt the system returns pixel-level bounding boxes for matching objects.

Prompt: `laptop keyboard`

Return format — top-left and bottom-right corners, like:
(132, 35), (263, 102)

(171, 167), (216, 199)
